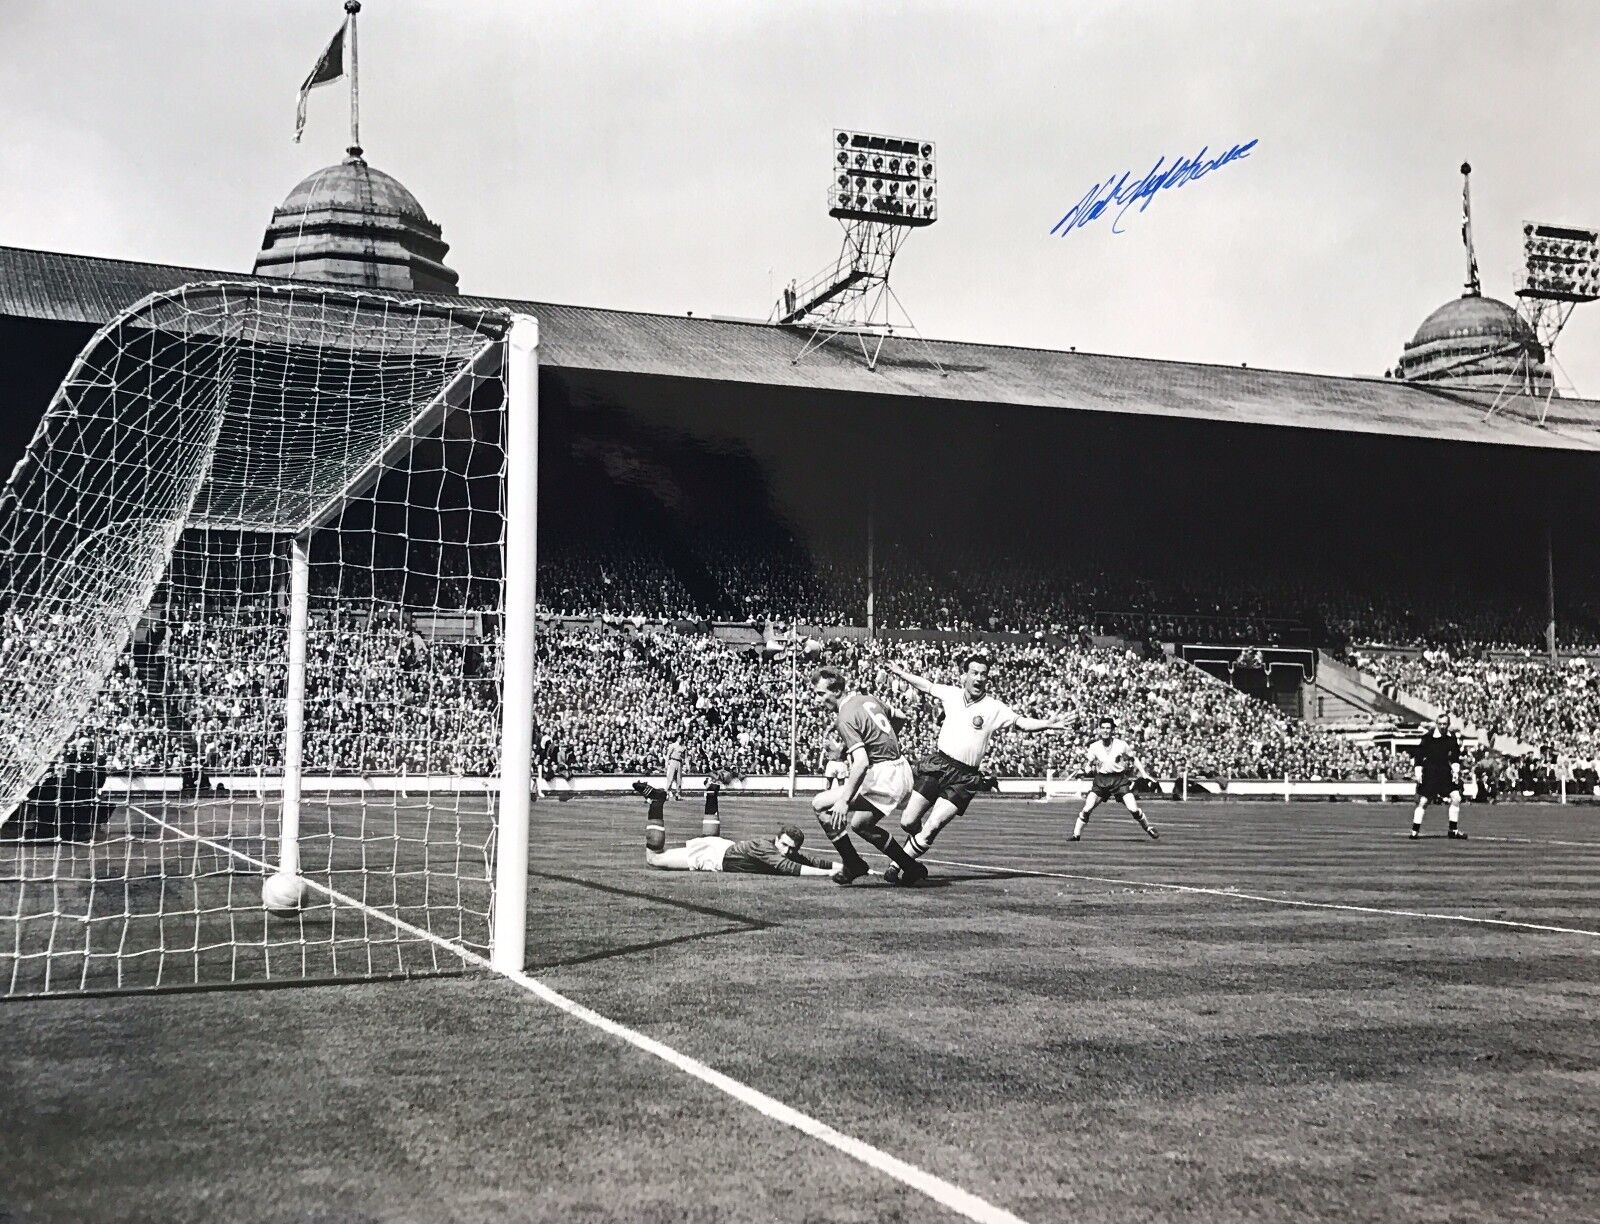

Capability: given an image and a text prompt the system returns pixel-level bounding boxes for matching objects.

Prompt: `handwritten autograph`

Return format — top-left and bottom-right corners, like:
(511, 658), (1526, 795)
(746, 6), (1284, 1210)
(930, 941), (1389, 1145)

(1050, 139), (1258, 237)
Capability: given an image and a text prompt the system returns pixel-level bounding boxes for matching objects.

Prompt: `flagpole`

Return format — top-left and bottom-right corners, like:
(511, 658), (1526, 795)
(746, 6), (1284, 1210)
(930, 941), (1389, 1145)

(787, 628), (799, 799)
(1460, 160), (1480, 297)
(346, 0), (362, 157)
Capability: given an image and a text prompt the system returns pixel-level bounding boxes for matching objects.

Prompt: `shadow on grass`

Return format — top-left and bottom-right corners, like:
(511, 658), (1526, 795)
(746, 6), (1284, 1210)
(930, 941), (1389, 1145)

(528, 868), (774, 926)
(523, 868), (774, 971)
(526, 924), (765, 972)
(516, 864), (1035, 968)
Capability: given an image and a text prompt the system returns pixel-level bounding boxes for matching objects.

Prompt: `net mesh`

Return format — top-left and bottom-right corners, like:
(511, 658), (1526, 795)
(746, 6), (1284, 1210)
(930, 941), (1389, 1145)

(1, 282), (516, 997)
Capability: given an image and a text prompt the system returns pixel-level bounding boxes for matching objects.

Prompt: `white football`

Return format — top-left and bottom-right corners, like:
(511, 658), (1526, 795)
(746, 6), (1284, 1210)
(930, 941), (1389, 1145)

(262, 872), (306, 914)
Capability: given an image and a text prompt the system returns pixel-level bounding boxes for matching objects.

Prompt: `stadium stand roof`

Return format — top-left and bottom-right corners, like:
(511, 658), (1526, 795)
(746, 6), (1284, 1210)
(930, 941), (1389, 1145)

(6, 242), (1600, 452)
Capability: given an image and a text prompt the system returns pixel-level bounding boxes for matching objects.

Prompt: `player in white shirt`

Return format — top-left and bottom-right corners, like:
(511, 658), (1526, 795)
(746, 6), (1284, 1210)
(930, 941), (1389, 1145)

(664, 727), (687, 801)
(818, 728), (849, 785)
(882, 653), (1069, 884)
(1073, 716), (1159, 841)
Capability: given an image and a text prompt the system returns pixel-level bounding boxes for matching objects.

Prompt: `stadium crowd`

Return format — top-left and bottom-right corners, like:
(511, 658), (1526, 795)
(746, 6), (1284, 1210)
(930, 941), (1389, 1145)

(65, 606), (1390, 782)
(1357, 647), (1600, 767)
(79, 602), (501, 780)
(534, 539), (1600, 651)
(830, 637), (1390, 781)
(16, 529), (1600, 789)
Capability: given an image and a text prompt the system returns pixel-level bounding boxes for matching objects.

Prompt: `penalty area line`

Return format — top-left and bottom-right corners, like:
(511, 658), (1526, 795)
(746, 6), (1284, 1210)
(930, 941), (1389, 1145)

(922, 853), (1600, 938)
(126, 806), (1029, 1224)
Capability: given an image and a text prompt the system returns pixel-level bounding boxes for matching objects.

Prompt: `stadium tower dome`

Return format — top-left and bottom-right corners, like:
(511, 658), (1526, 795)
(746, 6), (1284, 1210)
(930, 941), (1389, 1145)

(253, 154), (459, 293)
(1396, 294), (1550, 391)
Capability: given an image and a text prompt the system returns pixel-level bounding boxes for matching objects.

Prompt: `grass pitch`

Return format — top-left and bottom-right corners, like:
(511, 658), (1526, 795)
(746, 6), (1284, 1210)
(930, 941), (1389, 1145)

(5, 795), (1600, 1222)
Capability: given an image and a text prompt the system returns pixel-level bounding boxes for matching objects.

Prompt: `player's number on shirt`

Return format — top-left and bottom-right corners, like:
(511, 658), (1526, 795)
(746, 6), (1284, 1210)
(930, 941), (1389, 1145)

(863, 700), (895, 736)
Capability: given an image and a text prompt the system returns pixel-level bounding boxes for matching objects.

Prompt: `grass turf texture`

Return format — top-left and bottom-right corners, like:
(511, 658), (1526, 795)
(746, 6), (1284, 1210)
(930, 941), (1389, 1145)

(5, 796), (1600, 1222)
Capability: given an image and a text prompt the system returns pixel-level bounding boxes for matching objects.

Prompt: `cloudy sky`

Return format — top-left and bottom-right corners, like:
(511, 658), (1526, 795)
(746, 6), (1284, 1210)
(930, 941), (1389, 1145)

(4, 0), (1599, 388)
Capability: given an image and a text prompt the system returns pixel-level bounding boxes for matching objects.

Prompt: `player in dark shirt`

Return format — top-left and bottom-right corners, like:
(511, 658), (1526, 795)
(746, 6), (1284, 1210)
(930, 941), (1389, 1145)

(634, 782), (839, 877)
(809, 666), (924, 886)
(1411, 713), (1467, 839)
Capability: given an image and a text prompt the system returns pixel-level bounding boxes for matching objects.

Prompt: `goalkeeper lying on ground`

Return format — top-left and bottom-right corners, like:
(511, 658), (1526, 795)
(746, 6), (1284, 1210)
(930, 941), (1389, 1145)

(634, 782), (841, 877)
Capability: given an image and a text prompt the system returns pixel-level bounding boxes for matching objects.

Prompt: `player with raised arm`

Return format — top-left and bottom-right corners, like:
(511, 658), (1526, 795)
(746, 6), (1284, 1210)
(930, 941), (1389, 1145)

(1072, 716), (1160, 841)
(635, 782), (839, 877)
(809, 666), (922, 885)
(1411, 712), (1467, 839)
(885, 653), (1069, 882)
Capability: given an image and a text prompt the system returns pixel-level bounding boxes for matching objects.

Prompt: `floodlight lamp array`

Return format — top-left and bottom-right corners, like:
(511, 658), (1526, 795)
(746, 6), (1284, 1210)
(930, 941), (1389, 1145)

(1522, 221), (1600, 302)
(829, 129), (937, 226)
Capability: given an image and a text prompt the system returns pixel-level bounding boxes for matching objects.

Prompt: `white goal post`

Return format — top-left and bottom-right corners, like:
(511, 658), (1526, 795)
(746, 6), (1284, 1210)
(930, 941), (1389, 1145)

(492, 314), (538, 975)
(0, 281), (537, 997)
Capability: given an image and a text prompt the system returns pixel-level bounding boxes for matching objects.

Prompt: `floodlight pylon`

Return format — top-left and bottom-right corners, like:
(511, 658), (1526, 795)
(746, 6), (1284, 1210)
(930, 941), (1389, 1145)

(773, 128), (946, 375)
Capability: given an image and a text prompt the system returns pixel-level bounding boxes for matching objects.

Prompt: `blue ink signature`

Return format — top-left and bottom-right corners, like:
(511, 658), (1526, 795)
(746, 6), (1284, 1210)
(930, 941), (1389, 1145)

(1050, 139), (1258, 237)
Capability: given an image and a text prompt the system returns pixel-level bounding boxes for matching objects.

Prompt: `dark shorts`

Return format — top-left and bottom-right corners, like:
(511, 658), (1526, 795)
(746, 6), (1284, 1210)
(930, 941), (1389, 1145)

(1091, 773), (1134, 801)
(913, 749), (986, 815)
(1419, 771), (1459, 802)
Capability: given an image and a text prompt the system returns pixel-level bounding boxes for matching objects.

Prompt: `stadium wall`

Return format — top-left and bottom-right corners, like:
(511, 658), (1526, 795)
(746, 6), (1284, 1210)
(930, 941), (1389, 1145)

(95, 774), (1507, 801)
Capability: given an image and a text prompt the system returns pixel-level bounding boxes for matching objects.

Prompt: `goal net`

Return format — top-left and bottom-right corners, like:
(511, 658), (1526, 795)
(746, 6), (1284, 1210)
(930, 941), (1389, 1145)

(0, 282), (537, 997)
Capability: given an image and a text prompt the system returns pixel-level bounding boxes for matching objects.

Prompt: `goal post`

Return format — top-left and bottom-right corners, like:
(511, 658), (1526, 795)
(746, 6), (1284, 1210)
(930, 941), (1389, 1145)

(264, 314), (538, 974)
(0, 281), (538, 997)
(490, 315), (538, 975)
(275, 532), (311, 886)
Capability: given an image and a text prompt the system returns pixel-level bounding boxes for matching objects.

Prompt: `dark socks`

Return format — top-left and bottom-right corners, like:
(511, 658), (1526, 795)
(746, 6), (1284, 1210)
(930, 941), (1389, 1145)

(702, 784), (721, 836)
(856, 823), (917, 869)
(830, 835), (868, 874)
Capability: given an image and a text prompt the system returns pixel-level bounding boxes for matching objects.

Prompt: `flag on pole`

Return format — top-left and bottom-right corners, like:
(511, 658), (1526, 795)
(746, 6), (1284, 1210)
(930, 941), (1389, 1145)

(294, 20), (347, 143)
(1460, 161), (1481, 297)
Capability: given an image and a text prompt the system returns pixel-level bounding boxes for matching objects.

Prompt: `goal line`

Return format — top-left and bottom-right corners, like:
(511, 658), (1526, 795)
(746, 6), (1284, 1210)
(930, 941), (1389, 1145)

(125, 805), (1030, 1224)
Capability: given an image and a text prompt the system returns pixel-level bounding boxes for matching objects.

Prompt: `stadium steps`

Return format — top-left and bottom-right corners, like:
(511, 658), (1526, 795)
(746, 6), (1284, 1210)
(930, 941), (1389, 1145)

(778, 268), (871, 324)
(1310, 654), (1421, 727)
(1318, 654), (1533, 754)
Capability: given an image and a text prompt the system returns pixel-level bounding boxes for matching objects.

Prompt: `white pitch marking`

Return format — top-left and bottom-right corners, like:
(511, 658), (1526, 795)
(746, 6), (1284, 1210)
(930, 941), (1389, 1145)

(923, 854), (1600, 938)
(1458, 834), (1600, 849)
(492, 965), (1029, 1224)
(128, 807), (1030, 1224)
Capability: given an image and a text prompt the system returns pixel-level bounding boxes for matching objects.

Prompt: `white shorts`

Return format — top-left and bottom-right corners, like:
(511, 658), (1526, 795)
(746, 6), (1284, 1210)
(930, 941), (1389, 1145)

(823, 760), (849, 782)
(685, 835), (733, 871)
(856, 757), (913, 815)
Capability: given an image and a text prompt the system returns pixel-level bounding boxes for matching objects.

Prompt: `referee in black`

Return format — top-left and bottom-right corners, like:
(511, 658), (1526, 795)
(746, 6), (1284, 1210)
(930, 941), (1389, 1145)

(1411, 712), (1467, 839)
